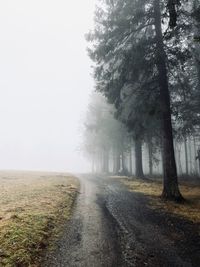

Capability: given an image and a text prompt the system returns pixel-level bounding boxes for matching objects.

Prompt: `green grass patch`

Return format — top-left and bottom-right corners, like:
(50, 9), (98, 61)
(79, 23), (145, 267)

(0, 171), (79, 267)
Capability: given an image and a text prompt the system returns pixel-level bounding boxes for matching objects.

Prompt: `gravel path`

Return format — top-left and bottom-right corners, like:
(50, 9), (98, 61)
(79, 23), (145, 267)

(44, 175), (200, 267)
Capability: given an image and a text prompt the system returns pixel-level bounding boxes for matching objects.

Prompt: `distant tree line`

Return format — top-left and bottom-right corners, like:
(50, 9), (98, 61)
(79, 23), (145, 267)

(84, 0), (200, 201)
(83, 92), (200, 177)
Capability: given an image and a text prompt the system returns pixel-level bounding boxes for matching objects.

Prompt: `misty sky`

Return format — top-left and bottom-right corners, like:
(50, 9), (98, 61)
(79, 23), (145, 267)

(0, 1), (95, 172)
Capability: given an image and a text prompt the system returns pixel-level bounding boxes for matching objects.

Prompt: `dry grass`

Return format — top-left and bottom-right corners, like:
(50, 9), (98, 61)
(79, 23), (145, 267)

(121, 177), (200, 223)
(0, 170), (79, 267)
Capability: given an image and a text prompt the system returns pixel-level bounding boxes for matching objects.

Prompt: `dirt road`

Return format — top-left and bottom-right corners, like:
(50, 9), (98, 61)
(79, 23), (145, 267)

(45, 175), (200, 267)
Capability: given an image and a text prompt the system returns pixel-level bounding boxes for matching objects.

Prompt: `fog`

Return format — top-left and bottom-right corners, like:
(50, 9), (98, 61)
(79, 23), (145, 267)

(0, 2), (199, 265)
(0, 0), (95, 172)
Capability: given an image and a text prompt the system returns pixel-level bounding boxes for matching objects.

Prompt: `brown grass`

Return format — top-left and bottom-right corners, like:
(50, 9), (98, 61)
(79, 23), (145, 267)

(121, 177), (200, 223)
(0, 171), (79, 267)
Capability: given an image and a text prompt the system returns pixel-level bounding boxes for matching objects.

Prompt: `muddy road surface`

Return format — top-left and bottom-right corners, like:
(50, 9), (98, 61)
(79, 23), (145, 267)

(45, 175), (200, 267)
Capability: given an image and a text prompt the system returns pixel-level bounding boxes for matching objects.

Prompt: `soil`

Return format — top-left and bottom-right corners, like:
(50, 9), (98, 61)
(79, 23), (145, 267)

(44, 175), (200, 267)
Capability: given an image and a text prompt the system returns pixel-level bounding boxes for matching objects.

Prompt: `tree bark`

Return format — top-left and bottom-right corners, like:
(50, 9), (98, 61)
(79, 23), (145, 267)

(113, 150), (117, 174)
(129, 147), (133, 175)
(135, 138), (145, 179)
(176, 142), (183, 175)
(167, 0), (179, 27)
(193, 0), (200, 92)
(113, 148), (120, 174)
(193, 136), (198, 174)
(121, 151), (125, 171)
(120, 151), (129, 176)
(116, 152), (120, 173)
(184, 137), (189, 175)
(154, 0), (183, 201)
(188, 137), (192, 174)
(102, 149), (109, 173)
(92, 152), (95, 173)
(100, 151), (104, 173)
(148, 139), (153, 176)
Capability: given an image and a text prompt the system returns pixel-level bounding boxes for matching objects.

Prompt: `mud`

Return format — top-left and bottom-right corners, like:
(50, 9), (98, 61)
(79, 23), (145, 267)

(44, 175), (200, 267)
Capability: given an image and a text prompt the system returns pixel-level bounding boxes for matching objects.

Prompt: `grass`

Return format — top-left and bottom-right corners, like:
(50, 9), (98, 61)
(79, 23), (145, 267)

(120, 177), (200, 223)
(0, 171), (79, 267)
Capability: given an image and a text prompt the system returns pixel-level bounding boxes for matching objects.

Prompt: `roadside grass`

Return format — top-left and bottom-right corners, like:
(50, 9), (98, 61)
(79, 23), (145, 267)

(119, 177), (200, 223)
(0, 171), (79, 267)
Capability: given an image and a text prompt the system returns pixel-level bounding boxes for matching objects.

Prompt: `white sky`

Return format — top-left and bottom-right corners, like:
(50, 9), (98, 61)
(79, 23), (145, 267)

(0, 0), (95, 172)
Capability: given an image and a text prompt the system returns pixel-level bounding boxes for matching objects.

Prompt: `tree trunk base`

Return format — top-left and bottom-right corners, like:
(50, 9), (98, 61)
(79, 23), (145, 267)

(118, 168), (130, 176)
(136, 172), (146, 180)
(161, 190), (185, 203)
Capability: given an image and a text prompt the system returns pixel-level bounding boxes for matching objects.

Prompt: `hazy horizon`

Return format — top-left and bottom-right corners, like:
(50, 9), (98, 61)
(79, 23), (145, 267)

(0, 0), (95, 172)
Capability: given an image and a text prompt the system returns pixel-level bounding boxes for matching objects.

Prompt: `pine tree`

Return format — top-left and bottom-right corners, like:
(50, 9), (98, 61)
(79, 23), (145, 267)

(86, 0), (200, 200)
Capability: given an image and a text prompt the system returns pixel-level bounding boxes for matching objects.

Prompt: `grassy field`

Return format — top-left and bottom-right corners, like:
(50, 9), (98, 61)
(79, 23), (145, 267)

(119, 177), (200, 223)
(0, 171), (79, 267)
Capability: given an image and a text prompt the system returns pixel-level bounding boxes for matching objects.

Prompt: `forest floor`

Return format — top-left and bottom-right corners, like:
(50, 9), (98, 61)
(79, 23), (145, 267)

(120, 176), (200, 223)
(0, 171), (79, 267)
(45, 174), (200, 267)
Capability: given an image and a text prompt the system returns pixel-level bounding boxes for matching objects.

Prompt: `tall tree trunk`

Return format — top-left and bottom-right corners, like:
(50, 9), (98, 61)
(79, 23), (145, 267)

(100, 150), (104, 173)
(135, 138), (145, 179)
(121, 151), (125, 170)
(193, 0), (200, 92)
(97, 151), (102, 173)
(188, 137), (192, 175)
(184, 137), (189, 175)
(113, 148), (120, 174)
(167, 0), (179, 27)
(121, 151), (129, 176)
(193, 136), (198, 174)
(92, 152), (95, 173)
(174, 140), (178, 174)
(154, 0), (183, 201)
(160, 140), (164, 175)
(113, 149), (117, 174)
(148, 139), (153, 176)
(129, 146), (133, 175)
(102, 149), (109, 173)
(116, 152), (120, 173)
(177, 143), (183, 175)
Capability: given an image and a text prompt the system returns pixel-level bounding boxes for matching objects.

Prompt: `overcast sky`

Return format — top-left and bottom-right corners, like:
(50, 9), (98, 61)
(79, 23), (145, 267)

(0, 0), (95, 172)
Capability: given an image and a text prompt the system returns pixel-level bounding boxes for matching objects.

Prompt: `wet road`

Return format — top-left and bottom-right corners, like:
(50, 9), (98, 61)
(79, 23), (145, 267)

(45, 175), (200, 267)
